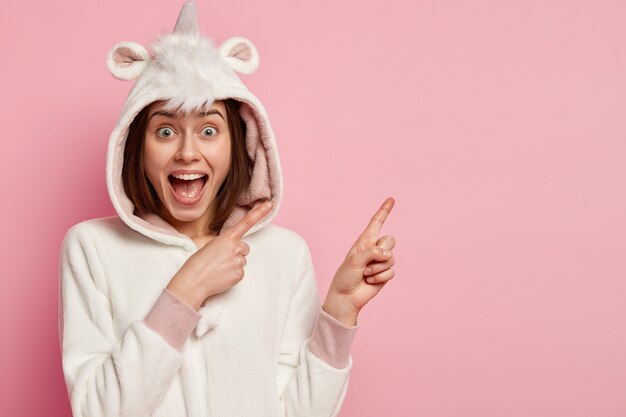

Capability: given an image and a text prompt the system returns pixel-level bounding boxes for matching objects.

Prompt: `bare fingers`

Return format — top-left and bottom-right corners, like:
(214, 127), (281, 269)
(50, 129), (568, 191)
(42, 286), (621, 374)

(365, 267), (395, 284)
(364, 256), (395, 276)
(376, 235), (396, 251)
(349, 198), (396, 255)
(348, 245), (393, 269)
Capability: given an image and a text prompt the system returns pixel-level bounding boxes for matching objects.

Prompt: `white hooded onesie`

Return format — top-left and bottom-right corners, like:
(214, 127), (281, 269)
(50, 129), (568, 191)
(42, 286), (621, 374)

(58, 1), (359, 416)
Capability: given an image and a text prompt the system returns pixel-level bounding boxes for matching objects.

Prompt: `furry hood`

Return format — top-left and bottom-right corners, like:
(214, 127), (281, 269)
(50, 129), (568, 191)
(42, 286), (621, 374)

(105, 0), (282, 251)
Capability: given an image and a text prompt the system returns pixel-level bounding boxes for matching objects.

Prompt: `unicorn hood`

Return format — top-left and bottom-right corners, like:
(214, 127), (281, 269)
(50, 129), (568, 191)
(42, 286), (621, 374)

(104, 0), (282, 251)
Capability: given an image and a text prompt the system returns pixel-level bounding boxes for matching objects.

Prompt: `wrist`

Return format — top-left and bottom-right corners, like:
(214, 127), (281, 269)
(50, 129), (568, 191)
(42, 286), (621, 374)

(166, 276), (205, 311)
(322, 293), (359, 327)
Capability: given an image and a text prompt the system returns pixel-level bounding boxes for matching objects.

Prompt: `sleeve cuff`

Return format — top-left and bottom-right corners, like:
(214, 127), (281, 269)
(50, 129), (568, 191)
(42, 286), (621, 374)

(142, 288), (202, 352)
(308, 307), (359, 369)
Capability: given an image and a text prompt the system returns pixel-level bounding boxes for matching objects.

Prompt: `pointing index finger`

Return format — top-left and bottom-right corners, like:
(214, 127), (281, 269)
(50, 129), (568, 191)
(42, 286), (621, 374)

(228, 201), (273, 239)
(363, 197), (395, 237)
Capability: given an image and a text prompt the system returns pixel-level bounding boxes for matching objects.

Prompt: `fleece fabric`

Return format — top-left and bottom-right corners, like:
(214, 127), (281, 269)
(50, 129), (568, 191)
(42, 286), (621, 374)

(58, 1), (359, 416)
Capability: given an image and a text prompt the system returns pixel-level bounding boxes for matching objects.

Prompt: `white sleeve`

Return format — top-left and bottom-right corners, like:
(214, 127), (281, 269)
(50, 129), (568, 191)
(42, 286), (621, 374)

(276, 239), (357, 417)
(58, 224), (200, 417)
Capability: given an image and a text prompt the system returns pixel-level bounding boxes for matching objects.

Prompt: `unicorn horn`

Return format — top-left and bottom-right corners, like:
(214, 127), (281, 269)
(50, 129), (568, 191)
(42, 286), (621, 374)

(173, 0), (199, 35)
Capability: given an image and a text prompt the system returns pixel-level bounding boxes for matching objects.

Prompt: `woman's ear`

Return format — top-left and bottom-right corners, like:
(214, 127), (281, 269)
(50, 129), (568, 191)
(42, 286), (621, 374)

(106, 41), (151, 80)
(218, 36), (259, 75)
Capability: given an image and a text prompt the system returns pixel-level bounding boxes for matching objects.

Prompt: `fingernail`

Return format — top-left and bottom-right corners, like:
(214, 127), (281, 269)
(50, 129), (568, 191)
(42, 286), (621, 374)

(384, 250), (392, 257)
(364, 267), (371, 274)
(265, 201), (273, 208)
(367, 277), (375, 284)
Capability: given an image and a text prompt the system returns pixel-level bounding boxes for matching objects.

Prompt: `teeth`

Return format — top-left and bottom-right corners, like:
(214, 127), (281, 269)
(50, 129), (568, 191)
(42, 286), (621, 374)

(171, 173), (206, 181)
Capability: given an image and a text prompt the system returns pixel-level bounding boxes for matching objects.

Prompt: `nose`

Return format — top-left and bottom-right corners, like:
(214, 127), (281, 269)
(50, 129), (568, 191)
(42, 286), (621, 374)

(174, 130), (201, 162)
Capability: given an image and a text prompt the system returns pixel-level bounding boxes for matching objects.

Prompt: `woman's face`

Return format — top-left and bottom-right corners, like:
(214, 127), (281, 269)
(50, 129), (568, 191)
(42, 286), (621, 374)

(143, 100), (231, 226)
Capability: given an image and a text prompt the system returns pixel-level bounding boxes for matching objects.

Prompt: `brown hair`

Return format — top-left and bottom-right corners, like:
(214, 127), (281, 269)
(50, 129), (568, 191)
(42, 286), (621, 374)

(122, 98), (250, 234)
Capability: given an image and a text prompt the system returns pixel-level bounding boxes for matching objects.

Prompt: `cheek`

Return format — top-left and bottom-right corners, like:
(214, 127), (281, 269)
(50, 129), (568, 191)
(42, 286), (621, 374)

(221, 145), (232, 171)
(218, 137), (232, 171)
(143, 139), (166, 180)
(203, 137), (232, 173)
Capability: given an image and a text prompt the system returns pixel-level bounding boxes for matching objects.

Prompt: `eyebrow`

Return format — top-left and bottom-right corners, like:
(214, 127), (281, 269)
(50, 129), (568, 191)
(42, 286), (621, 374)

(149, 109), (225, 121)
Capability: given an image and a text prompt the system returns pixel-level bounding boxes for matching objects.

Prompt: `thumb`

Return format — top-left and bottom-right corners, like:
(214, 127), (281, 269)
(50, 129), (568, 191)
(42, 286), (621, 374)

(348, 245), (392, 269)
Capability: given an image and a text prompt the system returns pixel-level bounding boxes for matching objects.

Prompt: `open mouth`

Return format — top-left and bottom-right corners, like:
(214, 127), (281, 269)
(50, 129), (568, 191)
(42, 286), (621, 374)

(168, 174), (208, 202)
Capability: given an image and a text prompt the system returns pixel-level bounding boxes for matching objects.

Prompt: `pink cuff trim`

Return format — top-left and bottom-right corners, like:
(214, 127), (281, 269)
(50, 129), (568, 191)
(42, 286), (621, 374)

(142, 288), (202, 352)
(308, 307), (359, 369)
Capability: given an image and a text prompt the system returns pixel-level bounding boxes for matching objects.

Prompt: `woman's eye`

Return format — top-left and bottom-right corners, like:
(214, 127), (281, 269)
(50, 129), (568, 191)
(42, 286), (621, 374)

(156, 127), (174, 138)
(203, 127), (217, 137)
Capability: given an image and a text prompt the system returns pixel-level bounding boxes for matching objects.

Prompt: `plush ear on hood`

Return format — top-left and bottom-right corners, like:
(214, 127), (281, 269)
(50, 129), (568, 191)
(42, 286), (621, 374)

(106, 41), (151, 81)
(218, 36), (259, 75)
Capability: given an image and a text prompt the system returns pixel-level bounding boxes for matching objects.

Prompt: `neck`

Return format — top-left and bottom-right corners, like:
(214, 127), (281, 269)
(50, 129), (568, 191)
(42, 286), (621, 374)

(158, 205), (216, 240)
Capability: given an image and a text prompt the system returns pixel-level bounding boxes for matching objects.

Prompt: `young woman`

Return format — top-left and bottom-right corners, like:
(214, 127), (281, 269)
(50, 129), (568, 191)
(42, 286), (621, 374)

(58, 1), (397, 416)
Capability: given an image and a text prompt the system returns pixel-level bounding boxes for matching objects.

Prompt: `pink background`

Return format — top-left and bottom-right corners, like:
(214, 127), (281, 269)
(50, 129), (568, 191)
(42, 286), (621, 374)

(2, 0), (626, 415)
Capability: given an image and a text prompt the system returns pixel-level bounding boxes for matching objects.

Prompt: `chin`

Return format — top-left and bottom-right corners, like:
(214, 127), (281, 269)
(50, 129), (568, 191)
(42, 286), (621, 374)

(169, 209), (206, 222)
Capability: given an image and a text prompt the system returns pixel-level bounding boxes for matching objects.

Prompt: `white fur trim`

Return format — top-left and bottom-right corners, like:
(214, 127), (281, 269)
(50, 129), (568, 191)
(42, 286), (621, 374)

(218, 36), (259, 75)
(106, 41), (151, 81)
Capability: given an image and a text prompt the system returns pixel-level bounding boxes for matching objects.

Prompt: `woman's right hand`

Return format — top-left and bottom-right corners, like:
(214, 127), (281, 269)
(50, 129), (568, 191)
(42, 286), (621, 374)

(166, 201), (273, 311)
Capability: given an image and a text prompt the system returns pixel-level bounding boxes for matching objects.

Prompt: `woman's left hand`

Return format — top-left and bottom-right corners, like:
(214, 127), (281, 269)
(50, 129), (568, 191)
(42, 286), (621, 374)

(322, 198), (396, 326)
